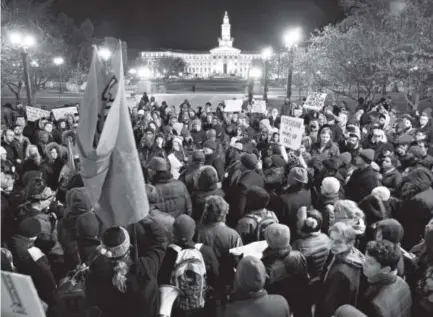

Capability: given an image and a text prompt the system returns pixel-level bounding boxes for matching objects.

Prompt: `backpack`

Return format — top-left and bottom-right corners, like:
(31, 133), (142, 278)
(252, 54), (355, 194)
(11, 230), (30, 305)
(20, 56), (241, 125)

(169, 244), (207, 311)
(245, 210), (278, 241)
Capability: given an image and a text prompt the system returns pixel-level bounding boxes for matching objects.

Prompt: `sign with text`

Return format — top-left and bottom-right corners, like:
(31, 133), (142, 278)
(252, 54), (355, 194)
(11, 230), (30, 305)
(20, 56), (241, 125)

(279, 115), (304, 150)
(1, 270), (46, 317)
(51, 106), (78, 120)
(251, 100), (266, 113)
(26, 106), (50, 122)
(303, 92), (327, 111)
(223, 99), (243, 112)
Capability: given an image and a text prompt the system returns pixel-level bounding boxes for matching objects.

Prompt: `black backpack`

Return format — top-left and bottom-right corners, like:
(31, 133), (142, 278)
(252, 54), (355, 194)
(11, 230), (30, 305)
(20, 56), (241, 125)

(245, 210), (278, 241)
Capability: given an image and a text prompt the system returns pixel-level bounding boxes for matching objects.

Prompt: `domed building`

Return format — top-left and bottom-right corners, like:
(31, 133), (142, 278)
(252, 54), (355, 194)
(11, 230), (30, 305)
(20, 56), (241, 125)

(139, 12), (260, 78)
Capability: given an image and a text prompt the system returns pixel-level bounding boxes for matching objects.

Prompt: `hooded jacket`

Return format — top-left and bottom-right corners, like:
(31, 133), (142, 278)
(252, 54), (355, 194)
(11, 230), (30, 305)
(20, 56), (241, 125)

(316, 247), (365, 317)
(217, 256), (290, 317)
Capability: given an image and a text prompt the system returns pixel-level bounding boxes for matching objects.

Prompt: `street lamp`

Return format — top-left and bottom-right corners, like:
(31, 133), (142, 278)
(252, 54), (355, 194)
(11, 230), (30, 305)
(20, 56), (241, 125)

(128, 68), (137, 75)
(98, 47), (112, 61)
(261, 47), (273, 101)
(283, 27), (302, 114)
(9, 32), (36, 106)
(249, 67), (262, 79)
(53, 57), (65, 94)
(137, 67), (151, 79)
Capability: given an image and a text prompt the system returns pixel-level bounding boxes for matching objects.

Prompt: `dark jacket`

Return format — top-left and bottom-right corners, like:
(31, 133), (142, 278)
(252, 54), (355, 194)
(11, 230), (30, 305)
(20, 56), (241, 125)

(1, 140), (19, 163)
(360, 274), (412, 317)
(292, 232), (331, 280)
(179, 162), (203, 195)
(381, 168), (402, 196)
(310, 141), (340, 162)
(398, 186), (433, 249)
(235, 209), (278, 245)
(273, 185), (312, 240)
(191, 188), (225, 223)
(8, 235), (56, 303)
(316, 247), (365, 317)
(261, 247), (310, 317)
(152, 170), (192, 218)
(196, 222), (242, 259)
(226, 169), (265, 228)
(345, 165), (380, 203)
(86, 218), (166, 317)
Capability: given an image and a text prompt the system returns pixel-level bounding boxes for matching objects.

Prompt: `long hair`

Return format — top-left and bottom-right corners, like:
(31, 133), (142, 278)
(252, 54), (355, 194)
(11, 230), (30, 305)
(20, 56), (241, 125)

(112, 252), (132, 293)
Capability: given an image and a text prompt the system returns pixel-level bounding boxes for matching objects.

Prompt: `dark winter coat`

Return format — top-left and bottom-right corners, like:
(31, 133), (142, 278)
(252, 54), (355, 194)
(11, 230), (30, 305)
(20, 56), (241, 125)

(226, 169), (265, 228)
(191, 187), (225, 223)
(86, 218), (166, 317)
(273, 185), (312, 240)
(310, 141), (340, 162)
(345, 165), (380, 203)
(315, 247), (365, 317)
(8, 235), (56, 303)
(261, 247), (310, 317)
(359, 274), (412, 317)
(152, 170), (192, 218)
(292, 232), (331, 280)
(41, 158), (64, 190)
(196, 222), (242, 259)
(398, 186), (433, 249)
(1, 140), (19, 163)
(381, 168), (402, 196)
(178, 162), (203, 195)
(235, 209), (279, 245)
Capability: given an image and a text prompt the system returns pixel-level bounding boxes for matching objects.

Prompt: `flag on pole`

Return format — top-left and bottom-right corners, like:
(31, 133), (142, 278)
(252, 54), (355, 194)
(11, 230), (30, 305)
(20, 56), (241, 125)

(77, 42), (148, 227)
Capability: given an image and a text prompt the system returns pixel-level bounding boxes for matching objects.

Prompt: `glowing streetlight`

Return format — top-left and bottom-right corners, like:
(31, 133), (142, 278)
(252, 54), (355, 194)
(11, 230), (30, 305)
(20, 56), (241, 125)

(282, 27), (302, 109)
(98, 47), (112, 61)
(137, 67), (151, 79)
(283, 28), (302, 48)
(53, 57), (64, 66)
(128, 68), (137, 75)
(30, 60), (39, 67)
(8, 31), (37, 106)
(249, 67), (262, 79)
(261, 47), (273, 60)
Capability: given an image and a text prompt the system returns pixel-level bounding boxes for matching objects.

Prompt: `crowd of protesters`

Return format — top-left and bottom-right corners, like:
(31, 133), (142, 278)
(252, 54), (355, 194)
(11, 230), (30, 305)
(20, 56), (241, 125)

(1, 93), (433, 317)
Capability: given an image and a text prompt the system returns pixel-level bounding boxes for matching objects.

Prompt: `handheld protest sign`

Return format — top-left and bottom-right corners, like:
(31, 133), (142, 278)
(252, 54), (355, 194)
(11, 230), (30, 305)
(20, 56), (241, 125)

(303, 92), (327, 111)
(51, 106), (78, 121)
(251, 100), (266, 114)
(279, 115), (304, 150)
(223, 99), (243, 112)
(1, 270), (46, 317)
(26, 106), (50, 122)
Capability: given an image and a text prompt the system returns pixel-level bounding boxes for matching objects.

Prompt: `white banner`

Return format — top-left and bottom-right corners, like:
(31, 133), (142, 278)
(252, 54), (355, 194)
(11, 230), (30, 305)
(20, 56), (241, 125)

(223, 99), (243, 112)
(279, 115), (304, 150)
(25, 106), (50, 122)
(303, 92), (327, 111)
(1, 271), (46, 317)
(230, 240), (268, 259)
(251, 100), (266, 113)
(51, 106), (78, 120)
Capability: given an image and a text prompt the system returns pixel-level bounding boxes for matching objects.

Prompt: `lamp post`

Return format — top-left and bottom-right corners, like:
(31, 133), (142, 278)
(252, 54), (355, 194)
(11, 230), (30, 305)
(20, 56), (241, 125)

(283, 28), (302, 113)
(261, 47), (273, 101)
(53, 57), (64, 94)
(98, 47), (112, 73)
(9, 32), (36, 106)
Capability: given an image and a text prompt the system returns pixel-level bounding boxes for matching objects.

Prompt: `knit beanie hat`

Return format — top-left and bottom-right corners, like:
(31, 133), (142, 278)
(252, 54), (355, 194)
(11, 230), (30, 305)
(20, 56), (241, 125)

(240, 153), (258, 170)
(246, 186), (270, 211)
(265, 224), (291, 250)
(335, 305), (367, 317)
(371, 186), (391, 201)
(339, 152), (352, 166)
(359, 149), (375, 163)
(375, 219), (404, 244)
(100, 227), (130, 259)
(198, 166), (219, 191)
(234, 256), (267, 293)
(192, 150), (205, 163)
(321, 177), (340, 196)
(408, 145), (425, 159)
(18, 218), (42, 238)
(323, 157), (341, 172)
(147, 157), (167, 172)
(287, 167), (308, 185)
(75, 212), (100, 239)
(271, 155), (286, 168)
(203, 140), (217, 151)
(173, 214), (196, 243)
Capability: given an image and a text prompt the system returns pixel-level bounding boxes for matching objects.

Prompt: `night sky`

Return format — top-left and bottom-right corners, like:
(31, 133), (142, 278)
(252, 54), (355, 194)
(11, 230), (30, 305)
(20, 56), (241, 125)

(53, 0), (343, 52)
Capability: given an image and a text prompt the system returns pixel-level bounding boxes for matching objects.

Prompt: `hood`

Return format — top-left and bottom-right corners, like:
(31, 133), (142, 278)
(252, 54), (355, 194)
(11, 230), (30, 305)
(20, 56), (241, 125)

(375, 218), (404, 244)
(66, 187), (92, 215)
(233, 256), (267, 294)
(197, 165), (219, 192)
(338, 247), (365, 269)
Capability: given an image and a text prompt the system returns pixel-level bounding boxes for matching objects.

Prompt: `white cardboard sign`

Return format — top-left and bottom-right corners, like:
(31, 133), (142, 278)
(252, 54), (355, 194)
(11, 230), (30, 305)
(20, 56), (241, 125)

(1, 270), (46, 317)
(279, 115), (304, 150)
(303, 92), (327, 111)
(51, 106), (78, 120)
(251, 100), (266, 113)
(25, 106), (50, 122)
(223, 99), (243, 112)
(230, 240), (268, 259)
